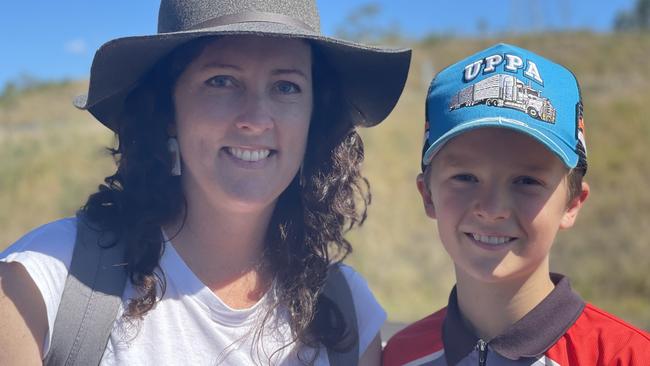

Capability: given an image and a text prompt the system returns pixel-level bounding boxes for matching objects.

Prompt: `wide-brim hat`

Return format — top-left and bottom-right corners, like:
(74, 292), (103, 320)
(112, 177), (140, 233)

(74, 0), (412, 132)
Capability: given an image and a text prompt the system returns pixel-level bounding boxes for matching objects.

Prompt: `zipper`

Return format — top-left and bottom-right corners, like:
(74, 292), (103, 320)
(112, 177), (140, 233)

(476, 339), (488, 366)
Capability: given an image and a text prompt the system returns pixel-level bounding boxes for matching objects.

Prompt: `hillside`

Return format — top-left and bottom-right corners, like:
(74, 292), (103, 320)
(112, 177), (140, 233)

(2, 32), (649, 329)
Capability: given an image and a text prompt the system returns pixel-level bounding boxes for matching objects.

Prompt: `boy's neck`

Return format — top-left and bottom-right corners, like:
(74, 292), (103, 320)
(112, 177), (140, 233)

(454, 260), (555, 341)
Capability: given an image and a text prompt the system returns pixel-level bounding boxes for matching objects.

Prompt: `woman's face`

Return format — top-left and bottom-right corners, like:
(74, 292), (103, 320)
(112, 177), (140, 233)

(173, 36), (313, 214)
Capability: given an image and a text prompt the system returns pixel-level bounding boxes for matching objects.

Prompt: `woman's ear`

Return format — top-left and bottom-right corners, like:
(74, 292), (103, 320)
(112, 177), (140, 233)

(416, 173), (436, 219)
(560, 181), (590, 229)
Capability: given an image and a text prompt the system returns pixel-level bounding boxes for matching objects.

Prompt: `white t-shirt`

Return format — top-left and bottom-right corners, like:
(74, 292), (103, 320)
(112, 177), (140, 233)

(1, 218), (386, 365)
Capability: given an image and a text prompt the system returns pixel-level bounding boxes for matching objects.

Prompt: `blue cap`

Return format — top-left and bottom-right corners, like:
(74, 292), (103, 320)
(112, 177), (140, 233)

(422, 43), (586, 171)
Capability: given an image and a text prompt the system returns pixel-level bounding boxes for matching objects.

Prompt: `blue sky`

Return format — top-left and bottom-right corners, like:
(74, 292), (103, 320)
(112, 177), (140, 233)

(1, 0), (636, 89)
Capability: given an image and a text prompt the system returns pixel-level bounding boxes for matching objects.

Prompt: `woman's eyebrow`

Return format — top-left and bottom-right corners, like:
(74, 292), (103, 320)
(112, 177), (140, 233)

(271, 68), (308, 80)
(198, 63), (307, 80)
(200, 62), (241, 71)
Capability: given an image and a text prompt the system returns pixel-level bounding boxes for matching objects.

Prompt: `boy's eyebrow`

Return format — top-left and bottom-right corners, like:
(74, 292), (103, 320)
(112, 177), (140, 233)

(438, 153), (557, 173)
(513, 163), (557, 174)
(437, 152), (473, 167)
(505, 158), (559, 173)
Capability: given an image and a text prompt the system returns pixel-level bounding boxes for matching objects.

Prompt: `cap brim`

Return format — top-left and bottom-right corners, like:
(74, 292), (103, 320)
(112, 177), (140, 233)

(75, 22), (411, 131)
(422, 117), (579, 169)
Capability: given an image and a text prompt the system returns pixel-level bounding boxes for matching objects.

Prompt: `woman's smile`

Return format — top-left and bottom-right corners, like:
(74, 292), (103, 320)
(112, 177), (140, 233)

(225, 147), (272, 162)
(221, 146), (276, 168)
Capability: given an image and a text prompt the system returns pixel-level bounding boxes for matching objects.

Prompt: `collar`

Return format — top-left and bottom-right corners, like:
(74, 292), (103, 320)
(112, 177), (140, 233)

(442, 273), (585, 365)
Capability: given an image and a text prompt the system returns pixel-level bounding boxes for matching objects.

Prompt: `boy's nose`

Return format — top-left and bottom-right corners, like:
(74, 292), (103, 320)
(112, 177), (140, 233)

(235, 93), (274, 132)
(473, 188), (511, 221)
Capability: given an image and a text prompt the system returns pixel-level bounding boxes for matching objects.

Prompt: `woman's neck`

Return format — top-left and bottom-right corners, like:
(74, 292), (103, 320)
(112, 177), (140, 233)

(454, 260), (555, 341)
(164, 188), (277, 308)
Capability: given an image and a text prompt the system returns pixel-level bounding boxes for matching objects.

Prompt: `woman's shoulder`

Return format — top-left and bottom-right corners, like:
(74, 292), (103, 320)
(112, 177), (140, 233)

(333, 263), (386, 327)
(1, 216), (79, 357)
(1, 217), (77, 268)
(336, 263), (373, 293)
(334, 263), (386, 356)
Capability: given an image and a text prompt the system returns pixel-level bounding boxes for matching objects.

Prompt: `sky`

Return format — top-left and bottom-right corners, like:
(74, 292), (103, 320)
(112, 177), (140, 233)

(0, 0), (637, 89)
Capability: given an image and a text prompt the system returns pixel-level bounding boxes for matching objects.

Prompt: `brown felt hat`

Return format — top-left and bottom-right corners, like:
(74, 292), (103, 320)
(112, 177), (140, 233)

(74, 0), (412, 131)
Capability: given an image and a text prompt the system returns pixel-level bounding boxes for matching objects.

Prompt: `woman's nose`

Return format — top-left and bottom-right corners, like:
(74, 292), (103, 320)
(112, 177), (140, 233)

(235, 92), (273, 133)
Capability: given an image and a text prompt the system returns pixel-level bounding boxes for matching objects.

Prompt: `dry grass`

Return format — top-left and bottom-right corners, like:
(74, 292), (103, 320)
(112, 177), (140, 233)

(0, 81), (114, 241)
(2, 33), (649, 329)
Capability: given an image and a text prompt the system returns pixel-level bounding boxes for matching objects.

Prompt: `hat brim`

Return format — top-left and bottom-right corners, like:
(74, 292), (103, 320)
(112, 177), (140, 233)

(422, 117), (579, 169)
(74, 22), (411, 131)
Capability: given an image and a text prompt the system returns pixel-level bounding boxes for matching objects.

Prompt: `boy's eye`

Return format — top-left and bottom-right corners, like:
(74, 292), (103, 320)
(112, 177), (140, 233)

(205, 75), (236, 88)
(451, 174), (478, 183)
(514, 176), (542, 186)
(275, 81), (301, 94)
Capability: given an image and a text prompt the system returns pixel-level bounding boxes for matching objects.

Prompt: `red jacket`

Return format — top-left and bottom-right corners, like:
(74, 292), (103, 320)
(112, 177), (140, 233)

(383, 274), (650, 366)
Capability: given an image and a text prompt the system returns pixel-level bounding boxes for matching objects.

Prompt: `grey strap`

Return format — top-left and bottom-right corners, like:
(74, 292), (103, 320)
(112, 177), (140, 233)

(44, 213), (127, 366)
(323, 264), (359, 366)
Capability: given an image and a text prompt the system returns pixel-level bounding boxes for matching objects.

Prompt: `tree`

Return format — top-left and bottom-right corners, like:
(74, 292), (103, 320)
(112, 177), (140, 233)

(614, 0), (650, 31)
(334, 2), (403, 45)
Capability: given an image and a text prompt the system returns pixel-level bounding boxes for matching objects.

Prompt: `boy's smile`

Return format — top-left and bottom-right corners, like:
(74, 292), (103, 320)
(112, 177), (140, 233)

(417, 128), (587, 283)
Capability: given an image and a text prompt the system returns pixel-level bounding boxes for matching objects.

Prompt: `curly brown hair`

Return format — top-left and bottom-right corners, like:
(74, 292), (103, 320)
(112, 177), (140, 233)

(82, 37), (369, 359)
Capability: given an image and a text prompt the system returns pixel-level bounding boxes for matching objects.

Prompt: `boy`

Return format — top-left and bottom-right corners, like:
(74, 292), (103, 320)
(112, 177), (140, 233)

(382, 44), (650, 365)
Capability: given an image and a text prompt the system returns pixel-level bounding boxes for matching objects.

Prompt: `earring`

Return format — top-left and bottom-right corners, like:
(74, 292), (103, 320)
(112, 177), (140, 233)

(167, 137), (181, 176)
(298, 162), (306, 188)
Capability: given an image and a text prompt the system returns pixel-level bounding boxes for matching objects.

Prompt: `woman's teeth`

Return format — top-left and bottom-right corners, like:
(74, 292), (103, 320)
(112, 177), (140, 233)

(227, 147), (271, 162)
(471, 233), (514, 245)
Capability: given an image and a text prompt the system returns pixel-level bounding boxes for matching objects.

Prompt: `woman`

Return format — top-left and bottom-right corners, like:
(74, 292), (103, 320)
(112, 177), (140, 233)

(0, 0), (410, 365)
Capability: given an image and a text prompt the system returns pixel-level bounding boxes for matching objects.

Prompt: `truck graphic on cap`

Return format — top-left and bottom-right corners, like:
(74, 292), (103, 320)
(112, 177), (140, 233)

(449, 74), (556, 123)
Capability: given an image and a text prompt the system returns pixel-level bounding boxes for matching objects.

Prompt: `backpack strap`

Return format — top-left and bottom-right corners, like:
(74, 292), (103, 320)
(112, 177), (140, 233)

(323, 264), (359, 366)
(44, 212), (128, 366)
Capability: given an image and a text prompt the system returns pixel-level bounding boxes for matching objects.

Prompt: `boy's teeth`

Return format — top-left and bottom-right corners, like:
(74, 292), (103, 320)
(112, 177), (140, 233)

(228, 147), (270, 162)
(471, 233), (512, 245)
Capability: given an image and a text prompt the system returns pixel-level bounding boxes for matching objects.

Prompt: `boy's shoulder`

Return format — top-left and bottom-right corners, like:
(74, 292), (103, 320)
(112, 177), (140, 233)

(382, 287), (650, 366)
(382, 307), (446, 366)
(581, 302), (650, 339)
(548, 302), (650, 364)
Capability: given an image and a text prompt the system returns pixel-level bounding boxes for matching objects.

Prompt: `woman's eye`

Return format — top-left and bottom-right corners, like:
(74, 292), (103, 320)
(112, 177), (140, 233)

(515, 176), (542, 186)
(206, 75), (236, 88)
(275, 81), (301, 94)
(451, 174), (478, 183)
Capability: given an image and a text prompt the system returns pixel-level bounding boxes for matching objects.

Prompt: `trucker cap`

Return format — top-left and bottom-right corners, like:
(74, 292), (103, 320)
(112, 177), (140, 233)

(422, 43), (587, 172)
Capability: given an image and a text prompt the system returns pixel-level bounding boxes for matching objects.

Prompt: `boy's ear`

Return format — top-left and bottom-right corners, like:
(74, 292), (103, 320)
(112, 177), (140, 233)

(416, 173), (436, 219)
(560, 181), (590, 229)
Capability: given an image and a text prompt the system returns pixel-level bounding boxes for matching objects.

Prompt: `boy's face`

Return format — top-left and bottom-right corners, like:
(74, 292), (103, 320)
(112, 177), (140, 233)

(417, 128), (588, 283)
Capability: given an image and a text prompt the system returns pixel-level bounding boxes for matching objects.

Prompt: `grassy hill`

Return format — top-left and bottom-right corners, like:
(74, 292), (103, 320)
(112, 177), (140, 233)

(2, 32), (649, 329)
